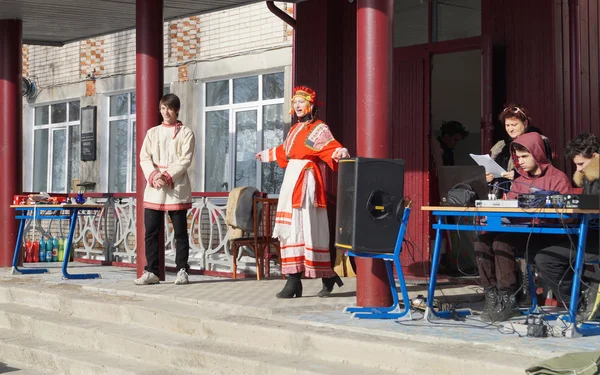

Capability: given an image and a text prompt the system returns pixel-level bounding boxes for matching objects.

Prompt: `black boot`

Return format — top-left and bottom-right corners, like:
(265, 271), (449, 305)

(317, 275), (344, 298)
(516, 267), (533, 308)
(486, 290), (520, 322)
(577, 281), (600, 322)
(480, 287), (498, 322)
(276, 272), (303, 298)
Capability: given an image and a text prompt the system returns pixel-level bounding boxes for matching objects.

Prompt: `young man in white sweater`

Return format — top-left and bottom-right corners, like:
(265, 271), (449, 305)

(135, 94), (195, 285)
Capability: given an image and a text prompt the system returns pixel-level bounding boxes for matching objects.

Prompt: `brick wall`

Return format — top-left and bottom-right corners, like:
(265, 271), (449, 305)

(102, 30), (137, 77)
(23, 2), (291, 86)
(198, 2), (291, 60)
(80, 38), (105, 79)
(22, 45), (29, 77)
(26, 43), (80, 88)
(168, 16), (201, 63)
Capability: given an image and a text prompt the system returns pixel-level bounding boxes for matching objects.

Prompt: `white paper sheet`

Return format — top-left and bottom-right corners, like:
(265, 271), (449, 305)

(469, 154), (507, 178)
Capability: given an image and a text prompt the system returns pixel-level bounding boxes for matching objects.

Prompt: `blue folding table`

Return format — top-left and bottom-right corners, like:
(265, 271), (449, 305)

(11, 204), (104, 280)
(422, 205), (599, 338)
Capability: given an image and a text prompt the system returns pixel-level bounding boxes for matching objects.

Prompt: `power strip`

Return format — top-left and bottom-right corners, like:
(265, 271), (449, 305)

(475, 200), (519, 208)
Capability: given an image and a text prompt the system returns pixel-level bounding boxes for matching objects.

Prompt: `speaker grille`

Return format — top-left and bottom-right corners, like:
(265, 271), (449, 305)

(335, 157), (405, 253)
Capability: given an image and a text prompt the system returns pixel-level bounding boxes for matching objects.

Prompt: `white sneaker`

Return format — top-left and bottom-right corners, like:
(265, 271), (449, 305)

(174, 269), (189, 285)
(134, 271), (159, 285)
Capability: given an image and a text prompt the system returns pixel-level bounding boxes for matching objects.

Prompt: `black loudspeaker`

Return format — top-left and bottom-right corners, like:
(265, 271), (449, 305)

(335, 157), (405, 254)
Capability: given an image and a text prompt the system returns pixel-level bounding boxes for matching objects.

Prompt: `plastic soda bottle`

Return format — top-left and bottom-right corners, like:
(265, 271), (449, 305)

(39, 237), (46, 262)
(25, 240), (33, 263)
(57, 237), (65, 262)
(45, 239), (52, 263)
(51, 238), (58, 262)
(33, 240), (40, 262)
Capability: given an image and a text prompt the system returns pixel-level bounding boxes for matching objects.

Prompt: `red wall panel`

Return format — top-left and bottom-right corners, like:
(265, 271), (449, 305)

(488, 0), (566, 168)
(294, 0), (358, 263)
(391, 56), (430, 277)
(489, 0), (599, 174)
(579, 0), (600, 136)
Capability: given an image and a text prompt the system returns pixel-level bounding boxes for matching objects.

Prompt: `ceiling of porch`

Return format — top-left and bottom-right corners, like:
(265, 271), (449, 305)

(0, 0), (299, 46)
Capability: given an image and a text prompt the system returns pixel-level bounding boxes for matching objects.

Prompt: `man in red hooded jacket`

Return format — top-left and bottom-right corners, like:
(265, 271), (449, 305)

(475, 132), (574, 322)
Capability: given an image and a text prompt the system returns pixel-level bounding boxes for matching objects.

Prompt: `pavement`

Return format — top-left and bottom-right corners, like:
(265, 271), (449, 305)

(1, 262), (599, 371)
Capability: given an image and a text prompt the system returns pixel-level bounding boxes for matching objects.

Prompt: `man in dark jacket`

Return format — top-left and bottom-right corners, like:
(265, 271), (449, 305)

(535, 133), (600, 322)
(433, 121), (469, 169)
(476, 132), (574, 322)
(570, 133), (600, 195)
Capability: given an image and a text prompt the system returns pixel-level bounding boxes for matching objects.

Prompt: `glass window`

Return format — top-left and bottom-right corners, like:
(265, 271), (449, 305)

(108, 92), (136, 192)
(109, 120), (129, 193)
(262, 104), (284, 194)
(68, 125), (80, 190)
(393, 0), (429, 47)
(35, 106), (48, 126)
(262, 73), (285, 100)
(234, 110), (258, 188)
(32, 101), (80, 193)
(204, 73), (286, 193)
(131, 92), (136, 115)
(51, 129), (67, 192)
(131, 122), (136, 189)
(110, 93), (129, 117)
(435, 0), (481, 42)
(205, 110), (230, 192)
(51, 103), (67, 124)
(33, 129), (49, 192)
(206, 81), (229, 106)
(68, 101), (80, 121)
(233, 76), (258, 104)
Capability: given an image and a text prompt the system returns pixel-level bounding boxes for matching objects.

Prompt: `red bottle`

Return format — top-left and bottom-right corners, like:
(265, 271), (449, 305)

(24, 240), (34, 263)
(33, 241), (40, 262)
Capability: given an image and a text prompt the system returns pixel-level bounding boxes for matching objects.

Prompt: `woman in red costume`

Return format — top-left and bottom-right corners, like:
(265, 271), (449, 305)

(255, 86), (350, 298)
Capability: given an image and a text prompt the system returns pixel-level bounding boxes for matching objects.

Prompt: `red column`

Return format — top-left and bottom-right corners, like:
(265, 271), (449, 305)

(0, 20), (23, 267)
(355, 0), (394, 307)
(136, 0), (165, 279)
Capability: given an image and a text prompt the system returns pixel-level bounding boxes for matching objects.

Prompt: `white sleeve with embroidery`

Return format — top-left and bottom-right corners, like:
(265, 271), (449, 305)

(259, 147), (278, 163)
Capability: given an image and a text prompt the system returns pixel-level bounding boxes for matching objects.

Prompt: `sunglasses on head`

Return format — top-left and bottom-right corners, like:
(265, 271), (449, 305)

(503, 107), (526, 117)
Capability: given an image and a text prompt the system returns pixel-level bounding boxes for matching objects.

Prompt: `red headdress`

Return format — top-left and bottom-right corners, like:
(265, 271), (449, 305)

(290, 86), (322, 115)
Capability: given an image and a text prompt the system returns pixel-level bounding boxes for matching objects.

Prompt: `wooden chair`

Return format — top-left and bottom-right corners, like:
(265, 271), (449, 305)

(231, 197), (282, 280)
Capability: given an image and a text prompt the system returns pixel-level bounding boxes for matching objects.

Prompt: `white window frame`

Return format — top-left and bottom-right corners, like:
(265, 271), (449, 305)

(202, 71), (286, 192)
(30, 100), (81, 193)
(103, 86), (171, 193)
(106, 90), (137, 193)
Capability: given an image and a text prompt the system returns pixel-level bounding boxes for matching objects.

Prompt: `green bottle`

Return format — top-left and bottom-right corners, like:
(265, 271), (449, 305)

(57, 237), (65, 262)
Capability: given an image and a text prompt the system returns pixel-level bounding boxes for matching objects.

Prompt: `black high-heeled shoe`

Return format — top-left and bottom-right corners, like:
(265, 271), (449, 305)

(317, 275), (344, 297)
(276, 272), (303, 298)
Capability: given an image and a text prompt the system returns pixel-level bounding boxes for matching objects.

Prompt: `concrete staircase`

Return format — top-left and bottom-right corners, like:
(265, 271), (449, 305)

(0, 281), (538, 375)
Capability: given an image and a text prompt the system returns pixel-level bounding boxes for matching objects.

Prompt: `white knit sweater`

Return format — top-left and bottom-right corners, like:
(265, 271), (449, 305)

(139, 122), (195, 211)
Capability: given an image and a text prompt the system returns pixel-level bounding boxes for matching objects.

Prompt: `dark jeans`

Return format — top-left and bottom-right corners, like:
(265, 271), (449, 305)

(534, 232), (600, 302)
(475, 232), (555, 291)
(144, 208), (189, 276)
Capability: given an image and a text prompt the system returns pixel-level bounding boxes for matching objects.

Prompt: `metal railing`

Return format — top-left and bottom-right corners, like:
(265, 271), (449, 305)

(22, 192), (267, 275)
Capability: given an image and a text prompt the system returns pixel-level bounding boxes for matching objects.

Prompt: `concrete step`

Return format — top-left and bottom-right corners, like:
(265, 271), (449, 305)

(0, 283), (538, 375)
(0, 302), (401, 375)
(0, 328), (201, 375)
(0, 360), (51, 374)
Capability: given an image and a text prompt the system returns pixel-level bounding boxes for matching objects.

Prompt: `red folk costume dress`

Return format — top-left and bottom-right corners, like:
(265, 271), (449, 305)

(259, 118), (345, 278)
